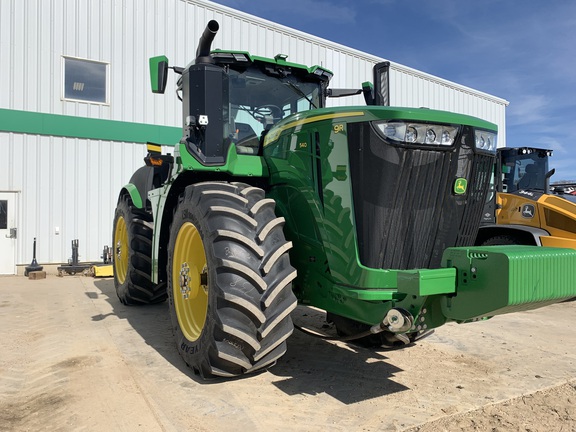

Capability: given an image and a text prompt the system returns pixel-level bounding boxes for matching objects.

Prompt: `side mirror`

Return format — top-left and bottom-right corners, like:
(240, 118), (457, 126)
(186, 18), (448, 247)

(362, 81), (374, 105)
(373, 61), (390, 106)
(545, 168), (556, 194)
(149, 55), (169, 94)
(326, 88), (362, 98)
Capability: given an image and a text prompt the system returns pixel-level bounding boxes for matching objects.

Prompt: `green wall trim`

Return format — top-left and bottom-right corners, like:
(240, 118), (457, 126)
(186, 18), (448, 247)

(0, 108), (181, 145)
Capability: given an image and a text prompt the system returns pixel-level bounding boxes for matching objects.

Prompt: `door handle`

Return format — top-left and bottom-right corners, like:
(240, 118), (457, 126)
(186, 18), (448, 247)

(5, 227), (16, 239)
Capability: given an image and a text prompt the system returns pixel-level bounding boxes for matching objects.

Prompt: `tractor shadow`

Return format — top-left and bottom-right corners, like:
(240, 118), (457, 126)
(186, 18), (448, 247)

(269, 306), (410, 404)
(92, 279), (410, 403)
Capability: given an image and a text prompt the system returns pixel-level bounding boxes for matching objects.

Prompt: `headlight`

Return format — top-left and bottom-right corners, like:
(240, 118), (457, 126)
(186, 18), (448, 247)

(375, 121), (458, 146)
(474, 130), (497, 153)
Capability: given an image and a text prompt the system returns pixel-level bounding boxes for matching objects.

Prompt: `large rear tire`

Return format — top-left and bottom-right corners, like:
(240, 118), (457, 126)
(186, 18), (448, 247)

(168, 182), (297, 378)
(112, 195), (167, 305)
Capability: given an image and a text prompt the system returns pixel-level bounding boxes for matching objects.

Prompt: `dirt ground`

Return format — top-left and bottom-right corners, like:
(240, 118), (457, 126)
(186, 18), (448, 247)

(0, 275), (574, 432)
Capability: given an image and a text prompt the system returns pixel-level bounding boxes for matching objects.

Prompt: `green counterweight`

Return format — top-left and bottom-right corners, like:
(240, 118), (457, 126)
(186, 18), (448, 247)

(441, 245), (576, 320)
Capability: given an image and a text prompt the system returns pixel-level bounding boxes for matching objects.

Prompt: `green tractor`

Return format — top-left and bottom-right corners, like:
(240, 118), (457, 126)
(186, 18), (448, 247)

(113, 20), (576, 379)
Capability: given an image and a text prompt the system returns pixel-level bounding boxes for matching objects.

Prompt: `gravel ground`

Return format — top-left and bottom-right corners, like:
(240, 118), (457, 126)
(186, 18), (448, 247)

(0, 275), (574, 431)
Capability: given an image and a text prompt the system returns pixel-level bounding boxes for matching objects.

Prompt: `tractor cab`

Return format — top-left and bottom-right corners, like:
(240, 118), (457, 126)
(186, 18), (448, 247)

(211, 52), (331, 156)
(149, 20), (332, 165)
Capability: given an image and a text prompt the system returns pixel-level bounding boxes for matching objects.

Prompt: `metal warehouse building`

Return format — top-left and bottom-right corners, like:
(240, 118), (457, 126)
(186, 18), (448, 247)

(0, 0), (508, 274)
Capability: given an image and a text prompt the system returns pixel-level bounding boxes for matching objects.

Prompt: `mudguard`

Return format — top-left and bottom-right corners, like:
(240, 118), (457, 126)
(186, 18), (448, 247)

(122, 165), (155, 209)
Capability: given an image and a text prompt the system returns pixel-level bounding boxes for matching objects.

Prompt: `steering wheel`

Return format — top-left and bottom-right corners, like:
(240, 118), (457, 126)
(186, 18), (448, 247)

(253, 105), (282, 123)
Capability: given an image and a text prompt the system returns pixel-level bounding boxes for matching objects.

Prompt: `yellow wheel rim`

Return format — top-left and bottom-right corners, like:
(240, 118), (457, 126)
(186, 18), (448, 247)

(114, 215), (129, 284)
(173, 222), (208, 342)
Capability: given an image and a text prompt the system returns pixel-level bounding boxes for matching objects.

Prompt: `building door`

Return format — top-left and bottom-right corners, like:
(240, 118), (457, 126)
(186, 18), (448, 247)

(0, 192), (18, 274)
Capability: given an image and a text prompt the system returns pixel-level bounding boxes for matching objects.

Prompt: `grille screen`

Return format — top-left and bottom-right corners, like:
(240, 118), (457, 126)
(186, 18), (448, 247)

(347, 123), (492, 269)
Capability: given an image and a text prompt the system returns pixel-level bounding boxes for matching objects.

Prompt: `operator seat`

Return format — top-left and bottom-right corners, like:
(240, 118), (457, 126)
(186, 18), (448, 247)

(234, 122), (260, 155)
(518, 164), (539, 189)
(235, 122), (257, 141)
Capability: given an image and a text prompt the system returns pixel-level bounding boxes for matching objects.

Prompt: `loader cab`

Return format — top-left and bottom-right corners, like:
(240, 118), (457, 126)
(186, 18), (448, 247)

(499, 147), (551, 194)
(479, 146), (552, 225)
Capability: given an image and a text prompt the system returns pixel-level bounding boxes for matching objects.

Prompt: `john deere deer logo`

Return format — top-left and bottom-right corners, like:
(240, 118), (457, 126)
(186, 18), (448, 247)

(521, 204), (535, 219)
(454, 178), (468, 195)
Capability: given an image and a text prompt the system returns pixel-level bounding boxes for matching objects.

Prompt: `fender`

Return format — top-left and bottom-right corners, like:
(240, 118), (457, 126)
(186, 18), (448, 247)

(476, 224), (549, 246)
(124, 165), (157, 209)
(117, 167), (174, 284)
(121, 183), (144, 209)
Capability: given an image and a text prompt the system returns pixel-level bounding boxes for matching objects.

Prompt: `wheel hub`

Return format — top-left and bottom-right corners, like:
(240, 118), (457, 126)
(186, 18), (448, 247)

(179, 263), (191, 299)
(115, 241), (122, 261)
(179, 263), (208, 300)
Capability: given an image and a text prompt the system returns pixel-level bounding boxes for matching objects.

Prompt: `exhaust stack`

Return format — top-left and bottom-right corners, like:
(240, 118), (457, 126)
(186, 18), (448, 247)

(195, 20), (219, 64)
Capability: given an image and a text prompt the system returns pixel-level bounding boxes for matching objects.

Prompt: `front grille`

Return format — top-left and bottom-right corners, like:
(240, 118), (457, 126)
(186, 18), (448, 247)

(455, 154), (493, 246)
(347, 123), (492, 270)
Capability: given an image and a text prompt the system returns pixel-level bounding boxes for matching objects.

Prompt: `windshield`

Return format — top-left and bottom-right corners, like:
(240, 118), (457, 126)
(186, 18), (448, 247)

(227, 67), (322, 154)
(502, 151), (549, 193)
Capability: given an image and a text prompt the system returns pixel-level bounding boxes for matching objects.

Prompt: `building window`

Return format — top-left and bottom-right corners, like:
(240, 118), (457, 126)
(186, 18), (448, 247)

(62, 56), (109, 104)
(0, 200), (7, 229)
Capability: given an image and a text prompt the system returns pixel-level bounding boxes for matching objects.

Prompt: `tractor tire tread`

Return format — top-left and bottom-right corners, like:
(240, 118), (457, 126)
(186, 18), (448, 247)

(167, 181), (296, 379)
(113, 194), (167, 305)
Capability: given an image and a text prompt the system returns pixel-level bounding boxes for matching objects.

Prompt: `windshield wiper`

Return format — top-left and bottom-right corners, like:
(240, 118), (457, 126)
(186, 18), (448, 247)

(286, 80), (317, 109)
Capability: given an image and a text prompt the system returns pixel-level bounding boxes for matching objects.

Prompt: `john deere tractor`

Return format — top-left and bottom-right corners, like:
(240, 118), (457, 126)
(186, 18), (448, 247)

(476, 146), (576, 248)
(113, 21), (576, 379)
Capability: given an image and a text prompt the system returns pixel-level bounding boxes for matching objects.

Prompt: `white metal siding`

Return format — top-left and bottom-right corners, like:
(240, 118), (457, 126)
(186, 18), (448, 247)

(0, 131), (147, 265)
(389, 64), (507, 136)
(0, 0), (507, 125)
(0, 0), (508, 265)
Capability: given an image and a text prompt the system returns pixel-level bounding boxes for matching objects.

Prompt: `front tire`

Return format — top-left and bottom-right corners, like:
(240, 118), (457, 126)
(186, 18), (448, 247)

(168, 182), (297, 378)
(481, 234), (524, 246)
(112, 195), (167, 305)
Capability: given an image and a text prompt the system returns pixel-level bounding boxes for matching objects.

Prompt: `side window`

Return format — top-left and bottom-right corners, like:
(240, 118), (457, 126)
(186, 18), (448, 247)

(268, 133), (291, 159)
(234, 109), (263, 139)
(62, 56), (109, 104)
(297, 97), (311, 112)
